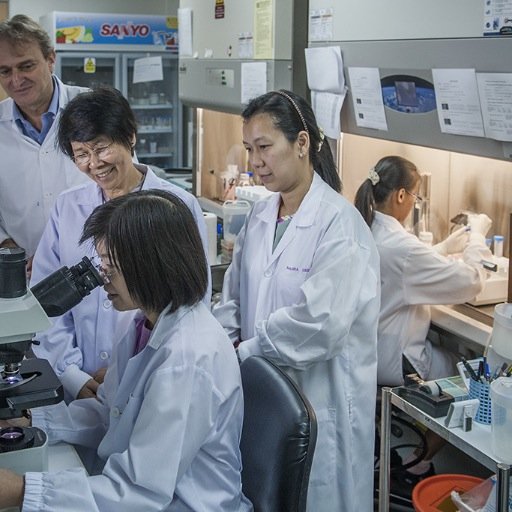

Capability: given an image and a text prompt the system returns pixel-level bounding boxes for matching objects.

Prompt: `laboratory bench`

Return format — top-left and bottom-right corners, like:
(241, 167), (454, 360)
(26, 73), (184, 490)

(430, 304), (493, 354)
(378, 386), (511, 512)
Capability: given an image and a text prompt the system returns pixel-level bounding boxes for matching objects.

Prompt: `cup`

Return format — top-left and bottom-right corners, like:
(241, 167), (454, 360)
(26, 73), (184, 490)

(222, 200), (251, 242)
(468, 378), (492, 424)
(490, 303), (512, 360)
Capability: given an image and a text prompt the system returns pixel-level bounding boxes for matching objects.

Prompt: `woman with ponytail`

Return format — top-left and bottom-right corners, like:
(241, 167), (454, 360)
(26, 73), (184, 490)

(213, 90), (381, 512)
(355, 155), (491, 385)
(355, 155), (492, 488)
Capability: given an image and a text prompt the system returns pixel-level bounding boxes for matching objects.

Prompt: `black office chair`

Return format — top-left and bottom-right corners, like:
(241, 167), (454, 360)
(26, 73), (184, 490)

(239, 356), (317, 512)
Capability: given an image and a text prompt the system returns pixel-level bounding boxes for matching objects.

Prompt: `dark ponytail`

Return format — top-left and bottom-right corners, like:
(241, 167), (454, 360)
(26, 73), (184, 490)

(242, 90), (341, 193)
(354, 156), (419, 227)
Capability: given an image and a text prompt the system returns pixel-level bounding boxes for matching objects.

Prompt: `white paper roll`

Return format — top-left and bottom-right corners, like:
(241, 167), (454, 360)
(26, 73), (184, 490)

(203, 212), (218, 264)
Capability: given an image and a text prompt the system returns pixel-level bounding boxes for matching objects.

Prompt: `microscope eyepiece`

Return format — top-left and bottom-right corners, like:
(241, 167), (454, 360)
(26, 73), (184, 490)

(0, 248), (27, 299)
(31, 257), (103, 317)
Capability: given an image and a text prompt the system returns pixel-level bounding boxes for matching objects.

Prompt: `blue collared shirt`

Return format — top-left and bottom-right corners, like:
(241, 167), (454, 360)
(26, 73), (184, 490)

(13, 76), (60, 144)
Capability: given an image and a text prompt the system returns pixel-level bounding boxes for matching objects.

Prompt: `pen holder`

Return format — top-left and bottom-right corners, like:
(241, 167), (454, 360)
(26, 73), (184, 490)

(468, 379), (492, 424)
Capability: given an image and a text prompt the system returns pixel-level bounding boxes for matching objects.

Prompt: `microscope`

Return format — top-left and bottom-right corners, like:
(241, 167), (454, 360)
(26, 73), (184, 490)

(0, 247), (102, 472)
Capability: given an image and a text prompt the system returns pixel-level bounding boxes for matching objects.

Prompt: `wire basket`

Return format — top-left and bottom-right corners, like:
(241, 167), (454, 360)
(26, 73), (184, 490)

(468, 379), (492, 424)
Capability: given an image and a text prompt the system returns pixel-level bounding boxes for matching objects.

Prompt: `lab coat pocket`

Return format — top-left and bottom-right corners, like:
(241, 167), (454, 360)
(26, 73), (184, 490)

(309, 407), (336, 490)
(108, 393), (144, 450)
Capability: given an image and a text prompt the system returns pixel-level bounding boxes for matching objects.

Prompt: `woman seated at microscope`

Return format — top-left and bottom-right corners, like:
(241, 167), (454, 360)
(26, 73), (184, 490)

(0, 190), (252, 512)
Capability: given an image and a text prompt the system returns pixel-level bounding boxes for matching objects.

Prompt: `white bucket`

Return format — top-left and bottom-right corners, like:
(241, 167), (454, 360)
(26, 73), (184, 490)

(491, 303), (512, 360)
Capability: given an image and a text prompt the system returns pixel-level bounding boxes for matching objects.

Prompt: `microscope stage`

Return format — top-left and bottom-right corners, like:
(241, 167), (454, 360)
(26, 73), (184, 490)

(0, 358), (64, 419)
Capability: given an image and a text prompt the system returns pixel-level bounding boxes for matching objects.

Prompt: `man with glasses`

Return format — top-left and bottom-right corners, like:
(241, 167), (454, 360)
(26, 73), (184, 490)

(0, 14), (88, 273)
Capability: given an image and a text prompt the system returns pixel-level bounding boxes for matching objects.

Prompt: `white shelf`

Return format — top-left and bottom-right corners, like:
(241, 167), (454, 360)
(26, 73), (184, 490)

(379, 387), (511, 512)
(137, 152), (174, 158)
(131, 103), (174, 109)
(138, 127), (173, 134)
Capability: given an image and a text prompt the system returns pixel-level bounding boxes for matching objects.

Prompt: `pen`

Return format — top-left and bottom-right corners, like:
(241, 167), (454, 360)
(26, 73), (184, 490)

(461, 356), (479, 382)
(497, 362), (508, 378)
(484, 362), (491, 382)
(477, 360), (484, 380)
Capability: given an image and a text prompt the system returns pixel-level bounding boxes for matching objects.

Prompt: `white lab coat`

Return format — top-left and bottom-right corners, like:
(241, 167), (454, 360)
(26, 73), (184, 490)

(213, 172), (380, 512)
(26, 302), (252, 512)
(372, 211), (491, 385)
(0, 77), (89, 256)
(30, 165), (210, 400)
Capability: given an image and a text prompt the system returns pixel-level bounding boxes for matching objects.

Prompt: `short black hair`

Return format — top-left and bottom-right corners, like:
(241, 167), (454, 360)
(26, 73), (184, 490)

(0, 15), (54, 59)
(80, 189), (208, 314)
(58, 86), (137, 159)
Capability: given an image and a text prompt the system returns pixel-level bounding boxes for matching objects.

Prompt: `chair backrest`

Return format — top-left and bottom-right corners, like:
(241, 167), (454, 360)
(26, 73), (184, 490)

(239, 356), (317, 512)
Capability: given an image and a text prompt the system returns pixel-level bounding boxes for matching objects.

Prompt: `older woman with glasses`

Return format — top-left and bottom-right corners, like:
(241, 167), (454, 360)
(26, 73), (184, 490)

(30, 86), (209, 401)
(354, 155), (492, 486)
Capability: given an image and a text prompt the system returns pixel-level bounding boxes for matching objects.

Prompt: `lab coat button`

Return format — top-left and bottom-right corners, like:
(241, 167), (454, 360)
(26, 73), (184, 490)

(103, 299), (112, 308)
(99, 351), (109, 360)
(111, 407), (120, 418)
(264, 269), (273, 278)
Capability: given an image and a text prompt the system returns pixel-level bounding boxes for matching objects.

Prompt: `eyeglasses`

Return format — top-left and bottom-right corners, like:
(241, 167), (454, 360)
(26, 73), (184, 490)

(72, 142), (113, 167)
(91, 255), (117, 284)
(406, 190), (423, 205)
(0, 61), (39, 79)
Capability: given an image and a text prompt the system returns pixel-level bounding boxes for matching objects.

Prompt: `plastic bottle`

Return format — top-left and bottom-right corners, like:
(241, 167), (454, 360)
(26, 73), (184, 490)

(493, 235), (504, 258)
(238, 173), (252, 187)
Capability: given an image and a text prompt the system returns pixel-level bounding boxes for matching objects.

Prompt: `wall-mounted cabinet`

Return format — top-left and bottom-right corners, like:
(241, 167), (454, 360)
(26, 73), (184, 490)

(308, 0), (483, 41)
(178, 0), (308, 113)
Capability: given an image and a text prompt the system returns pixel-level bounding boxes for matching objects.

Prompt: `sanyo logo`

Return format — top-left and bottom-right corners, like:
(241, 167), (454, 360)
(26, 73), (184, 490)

(100, 23), (150, 39)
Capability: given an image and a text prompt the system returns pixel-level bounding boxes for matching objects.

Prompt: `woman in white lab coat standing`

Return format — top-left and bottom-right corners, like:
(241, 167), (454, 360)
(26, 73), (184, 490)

(213, 90), (381, 512)
(354, 156), (492, 485)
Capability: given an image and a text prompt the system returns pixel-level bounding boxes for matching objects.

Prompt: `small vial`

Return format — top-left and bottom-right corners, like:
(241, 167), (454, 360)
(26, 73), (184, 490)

(493, 235), (504, 258)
